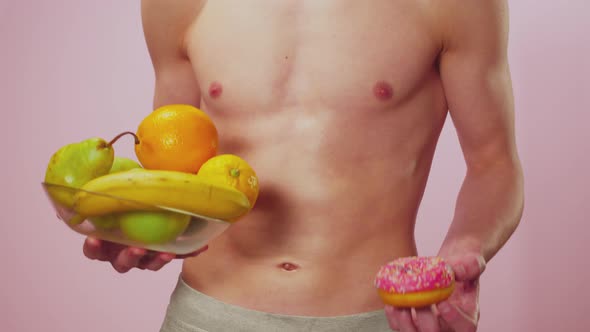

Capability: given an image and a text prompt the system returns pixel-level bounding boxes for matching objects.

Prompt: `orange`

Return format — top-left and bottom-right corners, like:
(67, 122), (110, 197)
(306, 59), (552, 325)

(197, 154), (260, 209)
(134, 104), (218, 173)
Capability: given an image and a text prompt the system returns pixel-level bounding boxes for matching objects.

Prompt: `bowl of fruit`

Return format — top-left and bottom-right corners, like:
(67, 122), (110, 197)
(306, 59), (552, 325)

(42, 105), (259, 255)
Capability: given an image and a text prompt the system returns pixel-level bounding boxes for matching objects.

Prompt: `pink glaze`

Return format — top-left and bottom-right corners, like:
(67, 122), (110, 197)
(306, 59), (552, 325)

(374, 256), (454, 294)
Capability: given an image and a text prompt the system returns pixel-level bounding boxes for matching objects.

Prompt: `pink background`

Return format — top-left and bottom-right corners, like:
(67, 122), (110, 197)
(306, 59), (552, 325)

(1, 1), (588, 331)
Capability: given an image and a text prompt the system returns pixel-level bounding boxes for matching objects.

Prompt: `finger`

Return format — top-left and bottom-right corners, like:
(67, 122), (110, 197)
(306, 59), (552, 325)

(447, 254), (486, 282)
(112, 247), (145, 273)
(431, 305), (452, 332)
(142, 252), (175, 271)
(174, 245), (209, 259)
(411, 306), (441, 332)
(83, 237), (107, 261)
(397, 309), (418, 332)
(384, 306), (400, 331)
(438, 302), (478, 332)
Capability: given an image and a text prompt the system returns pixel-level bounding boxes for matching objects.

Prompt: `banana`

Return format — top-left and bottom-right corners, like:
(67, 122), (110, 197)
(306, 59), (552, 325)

(72, 168), (251, 221)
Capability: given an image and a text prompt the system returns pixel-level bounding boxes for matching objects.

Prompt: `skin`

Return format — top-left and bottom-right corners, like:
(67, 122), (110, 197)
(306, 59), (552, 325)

(83, 1), (524, 331)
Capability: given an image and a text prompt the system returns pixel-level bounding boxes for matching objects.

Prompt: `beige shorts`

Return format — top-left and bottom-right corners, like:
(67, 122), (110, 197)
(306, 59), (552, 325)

(159, 276), (392, 332)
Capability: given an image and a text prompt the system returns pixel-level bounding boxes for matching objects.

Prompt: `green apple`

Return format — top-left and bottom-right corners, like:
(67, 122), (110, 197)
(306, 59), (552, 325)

(89, 156), (143, 231)
(119, 210), (191, 244)
(108, 156), (142, 173)
(89, 215), (119, 231)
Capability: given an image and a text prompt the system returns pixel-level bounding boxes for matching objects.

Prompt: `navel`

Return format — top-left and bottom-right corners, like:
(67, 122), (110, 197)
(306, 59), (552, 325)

(373, 81), (393, 101)
(278, 262), (300, 272)
(209, 81), (223, 98)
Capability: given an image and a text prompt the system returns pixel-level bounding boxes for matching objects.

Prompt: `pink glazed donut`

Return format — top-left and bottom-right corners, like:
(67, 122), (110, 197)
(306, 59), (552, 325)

(374, 256), (455, 308)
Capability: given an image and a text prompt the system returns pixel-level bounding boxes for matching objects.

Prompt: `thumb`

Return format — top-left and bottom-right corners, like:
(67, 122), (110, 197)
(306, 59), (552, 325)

(446, 254), (486, 281)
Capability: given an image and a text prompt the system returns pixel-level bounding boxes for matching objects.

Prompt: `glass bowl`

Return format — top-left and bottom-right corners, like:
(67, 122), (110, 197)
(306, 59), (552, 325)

(42, 182), (232, 255)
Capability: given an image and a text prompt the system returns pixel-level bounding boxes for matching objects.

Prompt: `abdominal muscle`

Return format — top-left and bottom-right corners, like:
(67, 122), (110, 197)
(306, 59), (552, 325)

(180, 96), (445, 316)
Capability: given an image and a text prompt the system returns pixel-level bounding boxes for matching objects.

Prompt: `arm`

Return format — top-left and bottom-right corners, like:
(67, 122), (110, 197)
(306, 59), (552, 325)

(141, 0), (204, 109)
(384, 3), (524, 330)
(437, 0), (524, 264)
(83, 1), (207, 273)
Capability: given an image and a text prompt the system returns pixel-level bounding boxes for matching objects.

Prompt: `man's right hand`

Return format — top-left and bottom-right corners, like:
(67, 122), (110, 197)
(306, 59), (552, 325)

(83, 237), (209, 273)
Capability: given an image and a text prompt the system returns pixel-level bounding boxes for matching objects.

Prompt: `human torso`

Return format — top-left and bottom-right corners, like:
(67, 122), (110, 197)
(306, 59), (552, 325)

(177, 0), (449, 316)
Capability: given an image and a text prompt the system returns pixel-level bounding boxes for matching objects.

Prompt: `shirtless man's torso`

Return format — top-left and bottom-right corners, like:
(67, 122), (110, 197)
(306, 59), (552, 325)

(85, 1), (523, 331)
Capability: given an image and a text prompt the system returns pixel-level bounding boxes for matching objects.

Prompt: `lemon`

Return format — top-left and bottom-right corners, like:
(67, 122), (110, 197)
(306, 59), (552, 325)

(197, 154), (259, 209)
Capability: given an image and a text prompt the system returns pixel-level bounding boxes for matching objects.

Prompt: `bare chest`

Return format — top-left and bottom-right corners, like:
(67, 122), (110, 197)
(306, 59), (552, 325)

(186, 0), (441, 113)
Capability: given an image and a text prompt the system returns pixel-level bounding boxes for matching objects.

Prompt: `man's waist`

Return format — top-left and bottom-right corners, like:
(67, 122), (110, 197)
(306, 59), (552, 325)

(180, 242), (415, 316)
(164, 276), (390, 331)
(180, 265), (386, 316)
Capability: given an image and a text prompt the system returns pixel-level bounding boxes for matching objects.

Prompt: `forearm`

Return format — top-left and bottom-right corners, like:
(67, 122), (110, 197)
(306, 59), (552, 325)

(438, 161), (524, 262)
(152, 67), (201, 110)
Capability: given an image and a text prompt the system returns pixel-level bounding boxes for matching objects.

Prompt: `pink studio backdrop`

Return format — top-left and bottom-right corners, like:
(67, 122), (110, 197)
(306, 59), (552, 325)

(1, 1), (588, 331)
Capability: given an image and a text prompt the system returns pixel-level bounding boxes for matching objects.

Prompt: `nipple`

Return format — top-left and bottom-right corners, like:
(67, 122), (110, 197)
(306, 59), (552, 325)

(209, 82), (223, 98)
(373, 81), (393, 101)
(278, 262), (299, 271)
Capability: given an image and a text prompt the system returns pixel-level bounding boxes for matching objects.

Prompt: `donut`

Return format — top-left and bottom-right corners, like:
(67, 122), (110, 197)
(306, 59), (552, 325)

(374, 256), (455, 308)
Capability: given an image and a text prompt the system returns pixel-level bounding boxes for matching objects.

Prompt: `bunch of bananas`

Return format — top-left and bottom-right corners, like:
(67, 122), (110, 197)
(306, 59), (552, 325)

(73, 168), (251, 221)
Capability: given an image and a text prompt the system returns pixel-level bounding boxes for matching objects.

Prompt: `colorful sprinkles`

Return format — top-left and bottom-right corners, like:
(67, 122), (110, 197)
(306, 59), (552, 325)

(374, 256), (455, 293)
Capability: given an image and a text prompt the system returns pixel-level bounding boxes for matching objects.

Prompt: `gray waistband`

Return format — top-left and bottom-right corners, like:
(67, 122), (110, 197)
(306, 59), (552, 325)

(161, 276), (391, 332)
